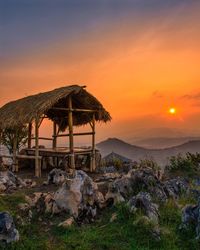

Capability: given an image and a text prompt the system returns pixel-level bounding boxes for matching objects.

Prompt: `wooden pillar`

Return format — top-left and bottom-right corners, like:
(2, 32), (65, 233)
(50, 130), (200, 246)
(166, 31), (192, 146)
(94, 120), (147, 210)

(68, 95), (75, 170)
(13, 135), (18, 172)
(91, 114), (96, 172)
(35, 117), (41, 177)
(52, 121), (57, 149)
(28, 123), (32, 148)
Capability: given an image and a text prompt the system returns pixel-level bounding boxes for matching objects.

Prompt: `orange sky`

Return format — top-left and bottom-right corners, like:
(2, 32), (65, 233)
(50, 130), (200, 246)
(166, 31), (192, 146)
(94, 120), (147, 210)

(1, 1), (200, 143)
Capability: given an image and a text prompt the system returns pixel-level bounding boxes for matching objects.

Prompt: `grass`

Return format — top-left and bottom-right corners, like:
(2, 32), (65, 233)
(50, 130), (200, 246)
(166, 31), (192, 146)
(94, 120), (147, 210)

(1, 193), (200, 250)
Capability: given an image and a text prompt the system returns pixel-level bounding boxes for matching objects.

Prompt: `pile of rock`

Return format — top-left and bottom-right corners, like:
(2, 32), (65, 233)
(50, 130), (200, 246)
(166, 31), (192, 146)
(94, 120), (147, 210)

(0, 171), (36, 192)
(105, 168), (190, 205)
(21, 170), (105, 224)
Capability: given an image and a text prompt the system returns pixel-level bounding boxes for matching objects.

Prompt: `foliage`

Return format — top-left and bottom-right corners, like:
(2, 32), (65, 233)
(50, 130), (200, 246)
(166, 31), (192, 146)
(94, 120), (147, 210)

(137, 158), (161, 172)
(102, 157), (123, 169)
(1, 126), (28, 154)
(166, 153), (200, 176)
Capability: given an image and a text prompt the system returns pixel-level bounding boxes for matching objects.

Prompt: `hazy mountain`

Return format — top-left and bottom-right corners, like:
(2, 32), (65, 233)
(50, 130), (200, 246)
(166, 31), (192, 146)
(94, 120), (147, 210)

(96, 138), (200, 167)
(133, 137), (200, 149)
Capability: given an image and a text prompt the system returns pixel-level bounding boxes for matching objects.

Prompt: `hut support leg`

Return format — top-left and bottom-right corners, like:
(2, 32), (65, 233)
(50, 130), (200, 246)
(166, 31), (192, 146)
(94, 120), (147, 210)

(53, 121), (57, 149)
(68, 95), (75, 172)
(35, 117), (41, 177)
(90, 114), (96, 172)
(52, 121), (57, 166)
(28, 123), (32, 149)
(13, 136), (18, 172)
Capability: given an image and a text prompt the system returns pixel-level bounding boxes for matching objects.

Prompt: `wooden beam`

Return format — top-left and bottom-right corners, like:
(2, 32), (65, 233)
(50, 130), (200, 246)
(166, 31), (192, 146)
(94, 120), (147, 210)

(35, 117), (41, 177)
(53, 132), (94, 138)
(28, 123), (32, 148)
(38, 116), (44, 128)
(50, 107), (98, 112)
(31, 137), (53, 141)
(17, 155), (42, 160)
(68, 95), (75, 170)
(52, 121), (57, 149)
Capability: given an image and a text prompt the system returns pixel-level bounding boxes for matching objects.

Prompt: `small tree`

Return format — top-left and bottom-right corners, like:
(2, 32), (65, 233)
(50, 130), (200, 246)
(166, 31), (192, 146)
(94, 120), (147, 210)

(1, 126), (28, 154)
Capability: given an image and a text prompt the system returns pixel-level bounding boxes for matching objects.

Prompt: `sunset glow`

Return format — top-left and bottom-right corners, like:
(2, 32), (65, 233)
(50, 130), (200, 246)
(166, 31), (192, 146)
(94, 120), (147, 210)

(1, 1), (200, 141)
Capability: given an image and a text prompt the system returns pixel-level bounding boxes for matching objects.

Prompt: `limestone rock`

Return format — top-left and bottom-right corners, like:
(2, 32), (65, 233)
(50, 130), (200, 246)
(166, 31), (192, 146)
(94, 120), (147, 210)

(128, 192), (159, 224)
(180, 197), (200, 239)
(47, 168), (67, 185)
(54, 170), (98, 217)
(0, 171), (37, 192)
(58, 217), (74, 228)
(0, 212), (19, 243)
(163, 178), (189, 199)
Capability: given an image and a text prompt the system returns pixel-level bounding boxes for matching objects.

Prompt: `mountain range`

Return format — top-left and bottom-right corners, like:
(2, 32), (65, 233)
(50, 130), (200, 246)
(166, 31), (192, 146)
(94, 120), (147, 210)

(96, 138), (200, 167)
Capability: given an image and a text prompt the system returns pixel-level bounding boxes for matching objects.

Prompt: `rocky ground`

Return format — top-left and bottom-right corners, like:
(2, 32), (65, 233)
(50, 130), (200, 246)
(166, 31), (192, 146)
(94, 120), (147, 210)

(1, 166), (200, 249)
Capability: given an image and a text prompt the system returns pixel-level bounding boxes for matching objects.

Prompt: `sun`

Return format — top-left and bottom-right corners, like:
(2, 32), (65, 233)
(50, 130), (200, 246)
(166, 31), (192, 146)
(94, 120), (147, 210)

(168, 107), (177, 115)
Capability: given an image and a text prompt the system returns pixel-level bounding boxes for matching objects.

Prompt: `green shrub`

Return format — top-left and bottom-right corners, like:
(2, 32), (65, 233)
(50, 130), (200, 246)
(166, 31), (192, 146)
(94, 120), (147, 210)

(166, 153), (200, 176)
(137, 158), (161, 172)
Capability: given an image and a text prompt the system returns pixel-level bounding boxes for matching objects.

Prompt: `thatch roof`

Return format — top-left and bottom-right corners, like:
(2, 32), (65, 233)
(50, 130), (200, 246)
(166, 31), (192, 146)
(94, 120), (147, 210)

(0, 85), (111, 131)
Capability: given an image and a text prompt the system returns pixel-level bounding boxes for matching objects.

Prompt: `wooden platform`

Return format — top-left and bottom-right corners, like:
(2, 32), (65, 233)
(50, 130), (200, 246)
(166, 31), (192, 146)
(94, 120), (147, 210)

(24, 147), (94, 157)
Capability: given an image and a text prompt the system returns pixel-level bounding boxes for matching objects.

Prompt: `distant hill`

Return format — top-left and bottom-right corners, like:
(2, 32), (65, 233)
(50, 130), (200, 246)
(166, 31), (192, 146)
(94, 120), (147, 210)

(133, 137), (200, 149)
(96, 138), (200, 167)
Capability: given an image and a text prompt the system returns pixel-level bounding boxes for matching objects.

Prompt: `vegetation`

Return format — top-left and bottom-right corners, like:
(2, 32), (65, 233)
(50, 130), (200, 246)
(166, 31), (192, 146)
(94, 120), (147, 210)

(137, 158), (161, 172)
(1, 126), (28, 154)
(166, 153), (200, 177)
(1, 192), (200, 250)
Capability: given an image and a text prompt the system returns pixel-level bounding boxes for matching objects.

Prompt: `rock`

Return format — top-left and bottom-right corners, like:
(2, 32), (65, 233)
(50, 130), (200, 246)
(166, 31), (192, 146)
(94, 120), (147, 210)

(163, 178), (189, 199)
(180, 197), (200, 239)
(95, 172), (121, 182)
(104, 169), (191, 207)
(0, 183), (6, 192)
(58, 217), (74, 228)
(44, 193), (55, 213)
(105, 180), (126, 205)
(47, 168), (67, 185)
(110, 213), (117, 222)
(128, 192), (159, 224)
(0, 212), (19, 243)
(18, 203), (30, 211)
(0, 170), (37, 192)
(54, 170), (98, 217)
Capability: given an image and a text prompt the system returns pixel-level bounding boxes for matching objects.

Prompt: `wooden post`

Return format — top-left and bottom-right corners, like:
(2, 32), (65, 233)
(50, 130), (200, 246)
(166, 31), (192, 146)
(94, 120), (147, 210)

(28, 123), (32, 148)
(13, 135), (18, 172)
(52, 121), (57, 149)
(52, 121), (57, 167)
(91, 114), (96, 172)
(68, 95), (75, 171)
(35, 117), (41, 177)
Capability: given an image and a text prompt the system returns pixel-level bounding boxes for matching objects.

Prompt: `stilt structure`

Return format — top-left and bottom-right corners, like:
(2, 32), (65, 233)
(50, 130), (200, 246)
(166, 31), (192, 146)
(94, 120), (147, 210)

(0, 85), (111, 176)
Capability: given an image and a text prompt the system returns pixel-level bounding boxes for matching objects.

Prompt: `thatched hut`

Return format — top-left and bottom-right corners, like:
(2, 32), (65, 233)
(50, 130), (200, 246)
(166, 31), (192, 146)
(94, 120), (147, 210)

(0, 85), (111, 176)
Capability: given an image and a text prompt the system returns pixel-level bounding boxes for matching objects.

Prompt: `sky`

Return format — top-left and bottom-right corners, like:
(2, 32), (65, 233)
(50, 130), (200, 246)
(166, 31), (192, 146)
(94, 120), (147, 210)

(1, 0), (200, 143)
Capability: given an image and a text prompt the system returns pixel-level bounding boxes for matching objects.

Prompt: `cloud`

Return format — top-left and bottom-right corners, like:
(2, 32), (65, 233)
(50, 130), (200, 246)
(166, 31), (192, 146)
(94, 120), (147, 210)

(152, 91), (163, 98)
(181, 93), (200, 100)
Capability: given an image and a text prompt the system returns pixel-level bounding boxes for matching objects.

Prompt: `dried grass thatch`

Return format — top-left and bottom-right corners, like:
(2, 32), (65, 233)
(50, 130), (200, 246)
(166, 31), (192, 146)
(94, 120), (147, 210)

(0, 85), (111, 131)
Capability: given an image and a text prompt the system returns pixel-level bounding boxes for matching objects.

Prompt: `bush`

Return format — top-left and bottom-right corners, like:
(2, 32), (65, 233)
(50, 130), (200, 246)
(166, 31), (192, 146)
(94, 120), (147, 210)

(166, 153), (200, 175)
(137, 158), (161, 172)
